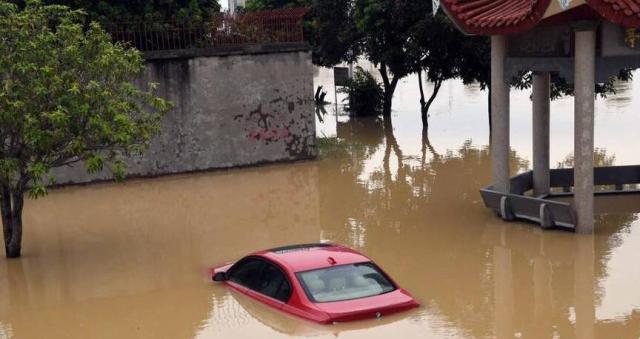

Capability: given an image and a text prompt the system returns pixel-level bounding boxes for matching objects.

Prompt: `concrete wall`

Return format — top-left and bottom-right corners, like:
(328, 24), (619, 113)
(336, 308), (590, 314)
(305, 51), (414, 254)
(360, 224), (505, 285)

(53, 46), (316, 184)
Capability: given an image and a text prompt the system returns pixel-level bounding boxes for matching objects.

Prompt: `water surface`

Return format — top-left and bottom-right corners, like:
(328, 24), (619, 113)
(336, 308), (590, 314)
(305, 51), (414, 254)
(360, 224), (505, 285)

(1, 70), (640, 338)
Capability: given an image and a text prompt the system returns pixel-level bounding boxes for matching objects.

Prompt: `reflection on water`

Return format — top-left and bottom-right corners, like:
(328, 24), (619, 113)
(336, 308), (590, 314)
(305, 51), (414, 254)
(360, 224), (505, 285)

(2, 72), (640, 338)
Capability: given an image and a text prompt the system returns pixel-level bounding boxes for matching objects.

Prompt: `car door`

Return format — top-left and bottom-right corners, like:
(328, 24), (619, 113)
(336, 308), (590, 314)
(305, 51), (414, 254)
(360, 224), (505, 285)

(242, 259), (292, 310)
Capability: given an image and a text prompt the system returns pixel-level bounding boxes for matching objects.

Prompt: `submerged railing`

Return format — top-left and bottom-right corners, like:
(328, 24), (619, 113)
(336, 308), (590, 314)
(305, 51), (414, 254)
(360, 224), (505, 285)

(106, 8), (308, 52)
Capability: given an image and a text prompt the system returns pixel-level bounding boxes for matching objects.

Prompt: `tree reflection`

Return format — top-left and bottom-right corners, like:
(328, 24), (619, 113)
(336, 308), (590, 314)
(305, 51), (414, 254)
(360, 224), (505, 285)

(318, 118), (640, 338)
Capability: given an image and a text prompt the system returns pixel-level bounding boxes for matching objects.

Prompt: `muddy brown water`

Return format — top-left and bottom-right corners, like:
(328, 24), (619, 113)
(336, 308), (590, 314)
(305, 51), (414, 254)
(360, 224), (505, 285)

(2, 71), (640, 338)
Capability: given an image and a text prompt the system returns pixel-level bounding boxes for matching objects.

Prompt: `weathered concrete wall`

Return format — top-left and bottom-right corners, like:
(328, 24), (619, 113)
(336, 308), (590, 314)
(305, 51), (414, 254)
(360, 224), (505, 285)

(53, 47), (316, 184)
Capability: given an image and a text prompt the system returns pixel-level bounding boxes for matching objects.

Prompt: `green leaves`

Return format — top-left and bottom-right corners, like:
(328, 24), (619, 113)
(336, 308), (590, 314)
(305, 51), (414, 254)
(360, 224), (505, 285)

(0, 159), (19, 181)
(26, 162), (50, 198)
(245, 0), (310, 11)
(339, 67), (383, 116)
(7, 0), (221, 24)
(85, 154), (104, 174)
(0, 1), (171, 197)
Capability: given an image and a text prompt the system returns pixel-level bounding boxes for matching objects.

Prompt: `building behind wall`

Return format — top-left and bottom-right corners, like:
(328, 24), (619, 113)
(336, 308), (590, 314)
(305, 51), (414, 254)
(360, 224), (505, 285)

(228, 0), (246, 14)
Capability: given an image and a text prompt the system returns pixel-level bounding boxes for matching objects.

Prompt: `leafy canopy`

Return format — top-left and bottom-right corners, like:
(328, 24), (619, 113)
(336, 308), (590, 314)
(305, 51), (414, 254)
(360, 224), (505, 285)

(244, 0), (309, 11)
(351, 0), (426, 79)
(339, 67), (384, 116)
(7, 0), (222, 23)
(0, 1), (170, 197)
(306, 0), (359, 67)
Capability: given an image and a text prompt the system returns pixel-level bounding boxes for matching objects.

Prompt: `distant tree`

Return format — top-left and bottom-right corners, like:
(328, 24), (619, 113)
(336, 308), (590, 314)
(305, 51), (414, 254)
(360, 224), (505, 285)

(244, 0), (309, 11)
(407, 9), (486, 128)
(7, 0), (222, 23)
(242, 0), (360, 68)
(311, 0), (487, 122)
(512, 69), (635, 99)
(351, 0), (427, 119)
(243, 0), (400, 119)
(0, 2), (170, 258)
(306, 0), (360, 67)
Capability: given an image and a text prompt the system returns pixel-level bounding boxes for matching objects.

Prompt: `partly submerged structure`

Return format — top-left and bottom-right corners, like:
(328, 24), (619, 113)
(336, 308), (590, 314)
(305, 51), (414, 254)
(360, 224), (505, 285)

(441, 0), (640, 233)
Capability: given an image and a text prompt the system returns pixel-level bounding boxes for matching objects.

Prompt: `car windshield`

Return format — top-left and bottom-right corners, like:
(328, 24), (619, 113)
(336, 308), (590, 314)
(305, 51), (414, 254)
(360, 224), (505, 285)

(297, 262), (395, 303)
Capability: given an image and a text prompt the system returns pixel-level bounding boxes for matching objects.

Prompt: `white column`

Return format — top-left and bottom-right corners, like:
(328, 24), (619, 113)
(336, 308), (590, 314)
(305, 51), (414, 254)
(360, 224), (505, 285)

(491, 36), (511, 193)
(532, 72), (551, 196)
(574, 29), (596, 234)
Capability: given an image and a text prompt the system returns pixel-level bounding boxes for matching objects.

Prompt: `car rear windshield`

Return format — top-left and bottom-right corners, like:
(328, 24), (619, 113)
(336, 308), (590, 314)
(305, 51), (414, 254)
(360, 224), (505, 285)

(297, 262), (395, 303)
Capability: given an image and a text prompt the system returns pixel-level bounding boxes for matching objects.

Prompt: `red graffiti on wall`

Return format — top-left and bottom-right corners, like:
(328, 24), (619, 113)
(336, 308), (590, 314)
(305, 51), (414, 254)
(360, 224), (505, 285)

(246, 126), (291, 142)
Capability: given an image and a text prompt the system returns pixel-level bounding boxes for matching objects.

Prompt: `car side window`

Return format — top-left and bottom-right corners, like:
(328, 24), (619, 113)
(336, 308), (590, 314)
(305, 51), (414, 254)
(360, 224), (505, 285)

(228, 258), (264, 287)
(252, 262), (292, 303)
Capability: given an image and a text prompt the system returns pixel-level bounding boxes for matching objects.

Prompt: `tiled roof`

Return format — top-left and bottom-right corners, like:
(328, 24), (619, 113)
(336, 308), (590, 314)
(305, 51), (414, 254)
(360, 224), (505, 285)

(441, 0), (640, 35)
(585, 0), (640, 27)
(441, 0), (552, 35)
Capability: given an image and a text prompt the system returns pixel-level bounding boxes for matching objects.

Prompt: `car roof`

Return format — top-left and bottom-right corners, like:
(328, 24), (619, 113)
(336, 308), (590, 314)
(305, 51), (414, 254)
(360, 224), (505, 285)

(253, 243), (371, 273)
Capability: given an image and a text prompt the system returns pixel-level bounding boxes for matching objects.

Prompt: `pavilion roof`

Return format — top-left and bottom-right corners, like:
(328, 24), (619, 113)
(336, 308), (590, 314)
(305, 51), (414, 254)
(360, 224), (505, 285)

(441, 0), (640, 35)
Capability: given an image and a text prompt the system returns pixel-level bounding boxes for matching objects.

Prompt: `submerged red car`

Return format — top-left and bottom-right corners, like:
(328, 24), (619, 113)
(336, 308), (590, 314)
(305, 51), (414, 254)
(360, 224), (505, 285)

(212, 243), (418, 324)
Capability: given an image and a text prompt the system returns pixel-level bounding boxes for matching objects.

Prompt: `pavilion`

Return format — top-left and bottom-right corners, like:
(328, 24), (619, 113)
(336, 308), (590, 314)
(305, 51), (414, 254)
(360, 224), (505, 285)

(440, 0), (640, 233)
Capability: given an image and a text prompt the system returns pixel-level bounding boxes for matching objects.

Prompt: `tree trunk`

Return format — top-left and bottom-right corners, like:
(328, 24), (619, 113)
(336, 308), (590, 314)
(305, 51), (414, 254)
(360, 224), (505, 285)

(2, 183), (25, 258)
(418, 71), (427, 127)
(1, 185), (12, 256)
(379, 64), (399, 118)
(417, 72), (443, 128)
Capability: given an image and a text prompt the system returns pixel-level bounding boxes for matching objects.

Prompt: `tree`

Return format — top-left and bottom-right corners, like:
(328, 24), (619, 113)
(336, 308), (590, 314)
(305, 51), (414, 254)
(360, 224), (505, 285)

(0, 2), (170, 258)
(352, 0), (426, 119)
(8, 0), (222, 23)
(244, 0), (308, 11)
(246, 0), (415, 120)
(310, 0), (483, 121)
(407, 11), (462, 127)
(512, 69), (635, 100)
(306, 0), (360, 67)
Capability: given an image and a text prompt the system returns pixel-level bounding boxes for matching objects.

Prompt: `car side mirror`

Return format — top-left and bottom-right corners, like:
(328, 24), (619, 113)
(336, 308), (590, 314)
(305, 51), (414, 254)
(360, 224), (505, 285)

(213, 272), (228, 282)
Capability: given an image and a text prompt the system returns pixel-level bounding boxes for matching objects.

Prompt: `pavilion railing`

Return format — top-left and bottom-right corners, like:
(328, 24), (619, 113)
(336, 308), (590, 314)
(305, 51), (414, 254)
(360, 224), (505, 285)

(480, 165), (640, 230)
(106, 8), (308, 52)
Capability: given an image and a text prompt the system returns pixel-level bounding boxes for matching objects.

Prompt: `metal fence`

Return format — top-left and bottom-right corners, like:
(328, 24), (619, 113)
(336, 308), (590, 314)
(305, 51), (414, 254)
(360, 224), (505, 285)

(106, 8), (308, 52)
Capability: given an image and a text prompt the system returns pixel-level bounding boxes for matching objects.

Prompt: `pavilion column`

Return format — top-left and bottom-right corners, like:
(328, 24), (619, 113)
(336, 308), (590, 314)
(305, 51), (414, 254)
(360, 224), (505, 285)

(573, 28), (596, 234)
(532, 71), (551, 196)
(491, 35), (511, 194)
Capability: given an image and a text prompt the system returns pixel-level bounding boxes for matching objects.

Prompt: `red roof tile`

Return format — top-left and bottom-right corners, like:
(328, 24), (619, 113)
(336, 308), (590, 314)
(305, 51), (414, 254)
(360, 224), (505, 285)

(442, 0), (640, 35)
(442, 0), (552, 35)
(585, 0), (640, 27)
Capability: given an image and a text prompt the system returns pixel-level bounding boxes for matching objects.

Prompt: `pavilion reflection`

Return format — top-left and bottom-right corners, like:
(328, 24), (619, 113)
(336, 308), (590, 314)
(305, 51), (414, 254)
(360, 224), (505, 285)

(0, 322), (12, 338)
(317, 115), (640, 338)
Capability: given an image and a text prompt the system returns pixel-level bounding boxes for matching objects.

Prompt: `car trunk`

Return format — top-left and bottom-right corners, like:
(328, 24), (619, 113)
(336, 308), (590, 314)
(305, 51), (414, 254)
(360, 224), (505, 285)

(312, 290), (418, 323)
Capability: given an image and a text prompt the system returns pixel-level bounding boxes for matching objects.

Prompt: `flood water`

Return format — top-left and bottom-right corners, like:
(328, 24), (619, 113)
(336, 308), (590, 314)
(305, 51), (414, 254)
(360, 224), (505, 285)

(2, 69), (640, 338)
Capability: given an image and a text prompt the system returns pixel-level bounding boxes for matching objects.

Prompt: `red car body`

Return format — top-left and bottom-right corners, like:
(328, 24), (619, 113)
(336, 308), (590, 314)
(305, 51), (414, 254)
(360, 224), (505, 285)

(212, 243), (418, 324)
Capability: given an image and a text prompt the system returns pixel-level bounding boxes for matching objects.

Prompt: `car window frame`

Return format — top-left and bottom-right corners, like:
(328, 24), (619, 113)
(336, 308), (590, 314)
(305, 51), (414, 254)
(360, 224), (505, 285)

(228, 256), (293, 303)
(295, 261), (397, 303)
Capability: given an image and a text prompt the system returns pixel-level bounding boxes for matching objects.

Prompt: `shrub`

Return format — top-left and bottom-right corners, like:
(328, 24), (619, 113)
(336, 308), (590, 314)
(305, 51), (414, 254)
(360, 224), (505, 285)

(340, 67), (383, 116)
